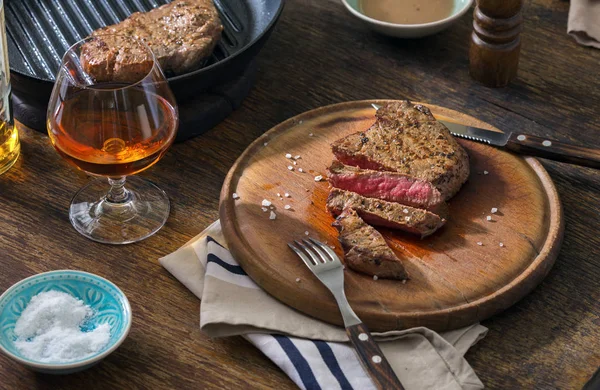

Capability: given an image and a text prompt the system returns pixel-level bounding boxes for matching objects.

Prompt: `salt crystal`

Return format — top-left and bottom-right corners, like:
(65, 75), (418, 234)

(261, 199), (272, 207)
(285, 153), (292, 159)
(499, 242), (504, 247)
(405, 216), (411, 221)
(270, 206), (274, 210)
(484, 170), (489, 175)
(403, 209), (409, 214)
(295, 278), (301, 283)
(288, 166), (294, 171)
(314, 175), (323, 182)
(486, 216), (492, 221)
(477, 242), (483, 246)
(298, 168), (304, 173)
(263, 142), (268, 146)
(309, 133), (314, 137)
(294, 155), (301, 160)
(284, 205), (291, 210)
(293, 161), (297, 165)
(402, 279), (407, 284)
(276, 193), (281, 197)
(285, 193), (291, 198)
(373, 275), (378, 281)
(232, 193), (239, 200)
(329, 245), (335, 249)
(304, 231), (309, 235)
(269, 211), (277, 220)
(491, 207), (498, 214)
(261, 207), (268, 212)
(14, 291), (110, 363)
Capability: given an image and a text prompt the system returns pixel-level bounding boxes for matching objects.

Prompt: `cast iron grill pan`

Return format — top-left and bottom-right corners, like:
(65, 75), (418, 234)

(6, 0), (283, 102)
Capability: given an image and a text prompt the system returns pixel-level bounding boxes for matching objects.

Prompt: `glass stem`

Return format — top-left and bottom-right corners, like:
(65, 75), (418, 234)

(106, 177), (131, 204)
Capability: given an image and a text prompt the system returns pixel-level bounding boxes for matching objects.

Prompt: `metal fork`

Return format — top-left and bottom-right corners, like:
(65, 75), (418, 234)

(288, 238), (405, 390)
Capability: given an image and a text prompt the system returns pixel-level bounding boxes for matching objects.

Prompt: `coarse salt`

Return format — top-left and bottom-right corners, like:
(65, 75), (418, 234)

(284, 205), (291, 210)
(284, 193), (291, 198)
(261, 207), (268, 212)
(403, 209), (409, 214)
(232, 193), (239, 200)
(261, 199), (272, 207)
(294, 155), (301, 160)
(477, 242), (483, 246)
(276, 193), (281, 197)
(309, 133), (314, 137)
(295, 278), (301, 283)
(314, 175), (323, 182)
(405, 216), (411, 221)
(269, 211), (277, 220)
(373, 275), (378, 281)
(486, 216), (492, 221)
(499, 242), (504, 247)
(13, 291), (110, 363)
(484, 170), (489, 175)
(263, 142), (268, 146)
(285, 153), (292, 159)
(288, 166), (294, 171)
(491, 207), (498, 214)
(298, 168), (304, 173)
(293, 161), (297, 165)
(304, 231), (309, 236)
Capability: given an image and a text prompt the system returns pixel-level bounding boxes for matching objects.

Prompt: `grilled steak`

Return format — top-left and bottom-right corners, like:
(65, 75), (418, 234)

(327, 160), (443, 211)
(327, 189), (446, 238)
(331, 101), (469, 200)
(81, 0), (223, 82)
(333, 208), (409, 280)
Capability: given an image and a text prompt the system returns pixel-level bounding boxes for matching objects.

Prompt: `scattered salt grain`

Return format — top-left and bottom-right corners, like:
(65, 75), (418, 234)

(295, 278), (301, 283)
(284, 205), (291, 210)
(13, 291), (110, 363)
(499, 242), (504, 247)
(232, 193), (239, 200)
(329, 245), (335, 249)
(476, 242), (483, 246)
(403, 208), (409, 214)
(270, 206), (274, 210)
(373, 275), (378, 281)
(294, 155), (301, 160)
(261, 207), (268, 212)
(261, 199), (272, 207)
(402, 279), (407, 284)
(304, 231), (309, 236)
(285, 153), (292, 159)
(263, 142), (268, 146)
(299, 120), (303, 124)
(486, 216), (492, 221)
(309, 133), (314, 137)
(314, 175), (323, 181)
(284, 193), (291, 198)
(276, 193), (281, 197)
(269, 211), (277, 220)
(491, 207), (498, 214)
(298, 168), (304, 173)
(484, 170), (489, 175)
(405, 216), (411, 221)
(288, 166), (294, 171)
(293, 161), (297, 165)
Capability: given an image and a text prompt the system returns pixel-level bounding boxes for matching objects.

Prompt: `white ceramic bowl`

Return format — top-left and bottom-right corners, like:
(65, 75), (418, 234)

(341, 0), (474, 38)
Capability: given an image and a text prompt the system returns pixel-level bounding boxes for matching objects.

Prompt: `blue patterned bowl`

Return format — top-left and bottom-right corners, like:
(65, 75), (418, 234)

(0, 270), (132, 374)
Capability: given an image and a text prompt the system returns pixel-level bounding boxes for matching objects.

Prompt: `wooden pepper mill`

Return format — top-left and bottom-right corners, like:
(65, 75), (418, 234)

(469, 0), (524, 87)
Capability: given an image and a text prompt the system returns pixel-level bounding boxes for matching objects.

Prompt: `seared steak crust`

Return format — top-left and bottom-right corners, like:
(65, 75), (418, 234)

(82, 0), (223, 82)
(327, 189), (446, 238)
(331, 101), (470, 200)
(333, 208), (408, 280)
(327, 160), (443, 211)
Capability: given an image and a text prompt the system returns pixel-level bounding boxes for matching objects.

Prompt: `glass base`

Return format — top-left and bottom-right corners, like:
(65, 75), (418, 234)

(69, 176), (170, 245)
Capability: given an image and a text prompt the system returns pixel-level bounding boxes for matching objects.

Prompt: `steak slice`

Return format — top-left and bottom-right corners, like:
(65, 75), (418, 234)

(331, 101), (470, 200)
(327, 189), (446, 238)
(82, 0), (223, 82)
(333, 207), (409, 280)
(327, 160), (443, 211)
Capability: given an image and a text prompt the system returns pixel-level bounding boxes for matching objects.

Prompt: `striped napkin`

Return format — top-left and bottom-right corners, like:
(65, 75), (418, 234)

(160, 221), (487, 390)
(568, 0), (600, 49)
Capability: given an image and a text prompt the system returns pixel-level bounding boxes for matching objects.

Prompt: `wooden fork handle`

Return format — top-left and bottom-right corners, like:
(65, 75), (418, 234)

(346, 323), (405, 390)
(506, 133), (600, 169)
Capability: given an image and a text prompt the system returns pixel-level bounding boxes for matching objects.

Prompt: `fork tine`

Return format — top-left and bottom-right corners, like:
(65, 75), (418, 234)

(288, 242), (315, 268)
(303, 239), (331, 264)
(308, 238), (341, 264)
(295, 240), (324, 264)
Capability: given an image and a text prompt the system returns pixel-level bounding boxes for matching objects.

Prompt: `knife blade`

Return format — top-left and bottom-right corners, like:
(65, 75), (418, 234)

(371, 103), (600, 169)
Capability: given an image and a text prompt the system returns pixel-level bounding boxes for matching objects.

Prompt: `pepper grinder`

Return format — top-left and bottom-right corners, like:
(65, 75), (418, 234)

(469, 0), (524, 87)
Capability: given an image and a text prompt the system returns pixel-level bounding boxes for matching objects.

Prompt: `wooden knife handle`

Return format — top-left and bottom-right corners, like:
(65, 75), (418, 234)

(346, 323), (404, 390)
(506, 133), (600, 169)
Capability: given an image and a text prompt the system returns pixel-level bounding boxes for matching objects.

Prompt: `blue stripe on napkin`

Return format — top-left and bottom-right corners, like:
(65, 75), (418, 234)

(207, 253), (247, 275)
(206, 236), (225, 248)
(273, 335), (322, 390)
(313, 340), (354, 390)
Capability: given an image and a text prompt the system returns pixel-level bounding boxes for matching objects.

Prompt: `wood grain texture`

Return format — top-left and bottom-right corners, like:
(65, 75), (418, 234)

(1, 0), (599, 389)
(219, 100), (563, 331)
(506, 132), (600, 169)
(346, 323), (404, 390)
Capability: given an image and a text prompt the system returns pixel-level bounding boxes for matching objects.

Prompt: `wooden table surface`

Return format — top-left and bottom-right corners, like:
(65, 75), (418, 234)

(1, 0), (599, 388)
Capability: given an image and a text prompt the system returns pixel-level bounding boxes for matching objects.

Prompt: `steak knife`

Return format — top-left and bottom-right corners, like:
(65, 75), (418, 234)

(371, 104), (600, 169)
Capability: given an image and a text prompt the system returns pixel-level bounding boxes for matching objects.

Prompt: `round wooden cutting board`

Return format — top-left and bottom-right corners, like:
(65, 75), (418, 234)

(219, 100), (564, 332)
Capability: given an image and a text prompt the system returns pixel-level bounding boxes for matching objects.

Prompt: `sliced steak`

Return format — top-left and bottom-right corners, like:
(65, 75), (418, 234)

(82, 0), (223, 82)
(331, 101), (469, 200)
(333, 207), (409, 280)
(327, 160), (443, 211)
(327, 189), (446, 238)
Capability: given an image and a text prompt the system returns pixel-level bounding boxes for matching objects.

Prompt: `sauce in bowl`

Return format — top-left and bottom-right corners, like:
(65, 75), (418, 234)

(359, 0), (454, 25)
